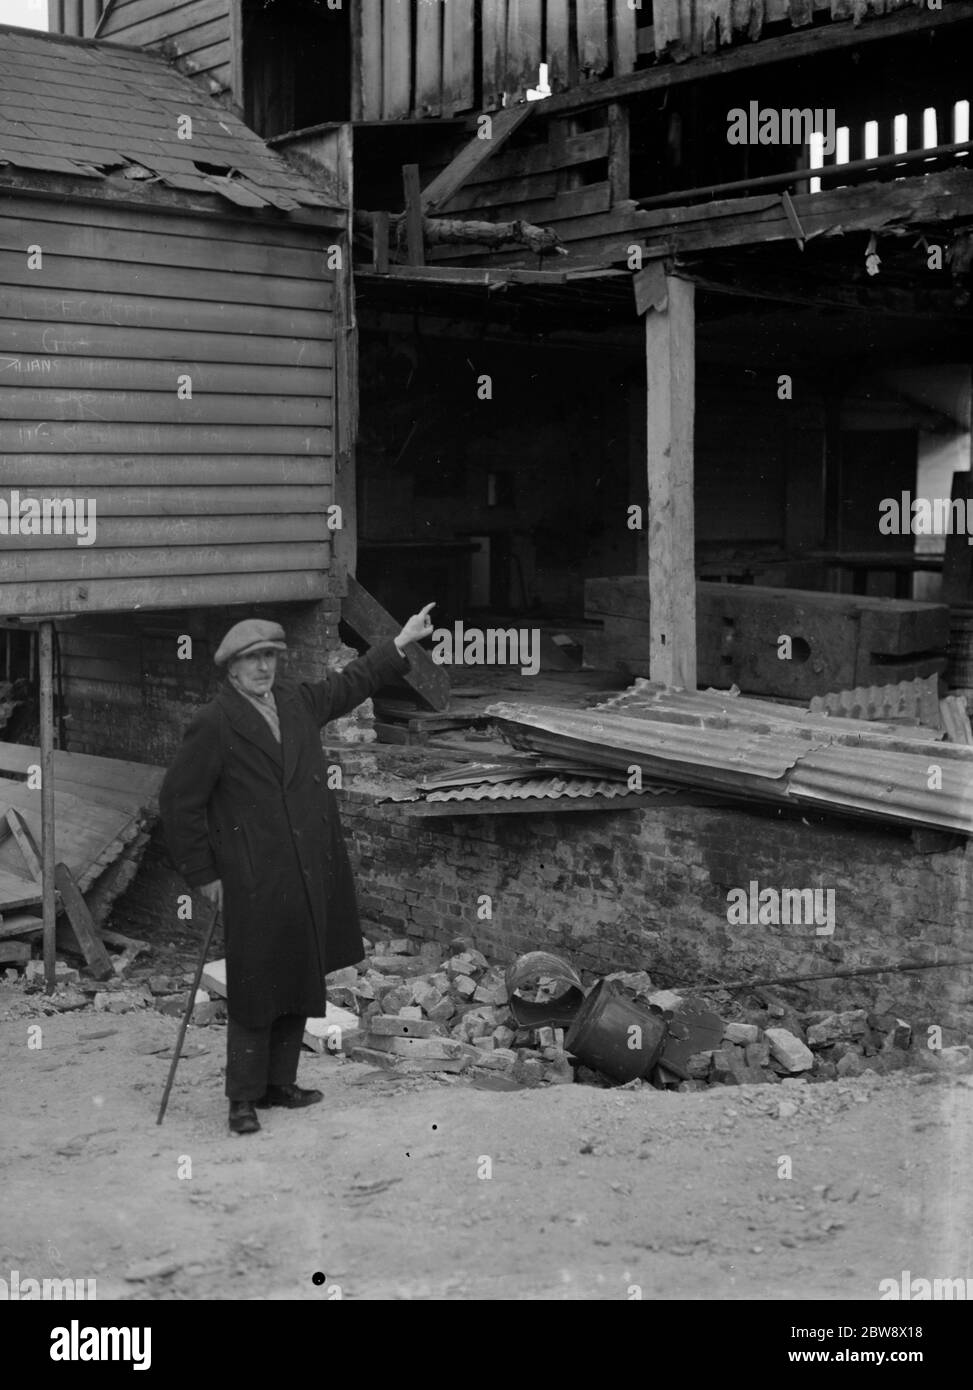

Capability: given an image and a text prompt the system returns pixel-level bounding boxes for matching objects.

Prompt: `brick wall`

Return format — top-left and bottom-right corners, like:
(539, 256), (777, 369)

(335, 759), (973, 1040)
(112, 745), (973, 1043)
(58, 597), (343, 766)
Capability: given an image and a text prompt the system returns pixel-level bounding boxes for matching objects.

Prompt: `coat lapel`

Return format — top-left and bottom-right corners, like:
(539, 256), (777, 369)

(274, 684), (302, 788)
(219, 684), (284, 773)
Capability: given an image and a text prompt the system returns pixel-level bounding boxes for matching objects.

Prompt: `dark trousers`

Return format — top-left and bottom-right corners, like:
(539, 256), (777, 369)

(225, 1013), (306, 1102)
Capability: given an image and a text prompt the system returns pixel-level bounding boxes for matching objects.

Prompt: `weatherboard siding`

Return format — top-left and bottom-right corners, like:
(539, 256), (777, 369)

(0, 193), (336, 616)
(97, 0), (233, 91)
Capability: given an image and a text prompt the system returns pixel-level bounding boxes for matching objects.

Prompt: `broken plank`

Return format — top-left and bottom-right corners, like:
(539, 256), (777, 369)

(342, 573), (450, 711)
(420, 102), (535, 212)
(53, 862), (113, 981)
(6, 808), (41, 881)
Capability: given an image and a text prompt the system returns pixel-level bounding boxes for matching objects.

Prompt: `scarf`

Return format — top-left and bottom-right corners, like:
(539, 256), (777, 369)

(228, 673), (281, 744)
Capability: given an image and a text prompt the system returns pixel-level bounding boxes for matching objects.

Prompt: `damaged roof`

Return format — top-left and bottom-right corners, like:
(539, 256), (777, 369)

(0, 24), (339, 215)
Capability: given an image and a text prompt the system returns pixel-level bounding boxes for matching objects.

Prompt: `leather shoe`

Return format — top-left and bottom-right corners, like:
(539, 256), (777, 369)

(228, 1100), (261, 1135)
(254, 1083), (323, 1109)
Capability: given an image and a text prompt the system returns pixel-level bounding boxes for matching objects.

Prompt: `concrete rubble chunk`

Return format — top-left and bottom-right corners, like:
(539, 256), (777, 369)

(765, 1028), (814, 1073)
(387, 937), (418, 956)
(723, 1022), (760, 1045)
(647, 990), (683, 1013)
(397, 1005), (424, 1020)
(687, 1051), (714, 1079)
(453, 974), (477, 998)
(410, 979), (443, 1012)
(325, 966), (359, 989)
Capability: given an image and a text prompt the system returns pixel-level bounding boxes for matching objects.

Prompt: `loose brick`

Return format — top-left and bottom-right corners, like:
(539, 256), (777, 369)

(369, 1015), (441, 1038)
(765, 1028), (815, 1073)
(723, 1022), (760, 1046)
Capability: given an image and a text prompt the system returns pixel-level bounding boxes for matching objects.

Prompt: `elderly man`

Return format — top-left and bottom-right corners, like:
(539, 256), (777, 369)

(159, 606), (434, 1135)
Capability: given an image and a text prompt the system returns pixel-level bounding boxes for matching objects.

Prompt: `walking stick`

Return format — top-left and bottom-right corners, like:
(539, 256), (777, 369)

(156, 904), (221, 1126)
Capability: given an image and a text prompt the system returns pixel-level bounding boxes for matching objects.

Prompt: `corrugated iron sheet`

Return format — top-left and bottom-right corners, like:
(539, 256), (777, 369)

(424, 777), (674, 804)
(598, 681), (944, 744)
(788, 745), (973, 834)
(0, 28), (338, 212)
(808, 674), (942, 729)
(485, 701), (822, 786)
(485, 689), (973, 834)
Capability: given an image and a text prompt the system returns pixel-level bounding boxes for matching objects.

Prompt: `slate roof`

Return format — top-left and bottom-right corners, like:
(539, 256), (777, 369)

(0, 24), (340, 214)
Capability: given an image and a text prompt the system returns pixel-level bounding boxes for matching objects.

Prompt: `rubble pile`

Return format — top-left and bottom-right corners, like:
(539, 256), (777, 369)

(336, 938), (574, 1085)
(5, 934), (971, 1088)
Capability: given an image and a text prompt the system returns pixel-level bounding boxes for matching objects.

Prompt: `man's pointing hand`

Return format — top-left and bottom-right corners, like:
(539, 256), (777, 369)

(394, 602), (436, 654)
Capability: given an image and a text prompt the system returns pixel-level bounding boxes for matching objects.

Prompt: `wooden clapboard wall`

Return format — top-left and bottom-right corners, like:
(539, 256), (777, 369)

(94, 0), (234, 94)
(0, 193), (335, 616)
(355, 0), (640, 119)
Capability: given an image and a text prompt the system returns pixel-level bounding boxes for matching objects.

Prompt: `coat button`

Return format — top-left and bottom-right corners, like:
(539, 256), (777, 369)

(313, 773), (322, 784)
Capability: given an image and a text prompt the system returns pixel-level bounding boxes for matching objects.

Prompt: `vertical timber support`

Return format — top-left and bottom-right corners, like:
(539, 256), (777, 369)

(39, 621), (56, 993)
(642, 271), (697, 690)
(333, 123), (358, 584)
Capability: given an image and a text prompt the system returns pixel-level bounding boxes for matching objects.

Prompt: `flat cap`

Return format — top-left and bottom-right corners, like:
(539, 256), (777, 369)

(214, 618), (287, 667)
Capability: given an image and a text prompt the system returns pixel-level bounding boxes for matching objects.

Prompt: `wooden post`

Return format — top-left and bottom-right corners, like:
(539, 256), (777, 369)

(644, 274), (696, 689)
(39, 621), (57, 993)
(402, 164), (425, 266)
(607, 103), (630, 204)
(334, 124), (358, 582)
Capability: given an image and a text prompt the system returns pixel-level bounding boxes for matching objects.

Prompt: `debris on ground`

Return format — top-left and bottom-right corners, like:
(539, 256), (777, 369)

(2, 926), (969, 1090)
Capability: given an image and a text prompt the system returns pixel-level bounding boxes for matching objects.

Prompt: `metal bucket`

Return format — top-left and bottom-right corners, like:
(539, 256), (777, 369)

(565, 979), (668, 1083)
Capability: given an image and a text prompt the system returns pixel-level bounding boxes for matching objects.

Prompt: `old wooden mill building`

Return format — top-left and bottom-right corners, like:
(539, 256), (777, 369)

(3, 3), (973, 1026)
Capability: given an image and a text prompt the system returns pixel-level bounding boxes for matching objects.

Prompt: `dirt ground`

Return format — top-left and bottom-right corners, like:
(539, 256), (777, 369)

(2, 980), (971, 1302)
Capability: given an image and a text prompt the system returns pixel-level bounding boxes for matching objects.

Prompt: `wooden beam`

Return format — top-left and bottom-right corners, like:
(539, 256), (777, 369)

(6, 810), (41, 882)
(333, 124), (358, 582)
(341, 575), (451, 712)
(419, 103), (535, 213)
(54, 862), (114, 982)
(537, 3), (973, 118)
(607, 103), (630, 205)
(402, 164), (425, 266)
(372, 210), (390, 273)
(644, 277), (696, 690)
(228, 0), (244, 113)
(39, 621), (56, 993)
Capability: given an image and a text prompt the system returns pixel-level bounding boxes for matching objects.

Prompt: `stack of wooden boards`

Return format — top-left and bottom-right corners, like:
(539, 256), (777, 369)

(0, 744), (164, 975)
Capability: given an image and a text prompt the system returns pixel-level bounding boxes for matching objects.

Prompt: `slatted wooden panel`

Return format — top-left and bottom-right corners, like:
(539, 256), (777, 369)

(356, 0), (642, 119)
(97, 0), (233, 91)
(0, 195), (335, 616)
(49, 0), (109, 37)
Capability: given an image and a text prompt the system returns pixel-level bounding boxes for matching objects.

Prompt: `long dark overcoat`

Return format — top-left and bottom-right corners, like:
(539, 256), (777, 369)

(159, 638), (409, 1029)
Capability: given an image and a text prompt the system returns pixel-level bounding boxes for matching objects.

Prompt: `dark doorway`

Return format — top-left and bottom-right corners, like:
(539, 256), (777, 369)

(242, 0), (351, 139)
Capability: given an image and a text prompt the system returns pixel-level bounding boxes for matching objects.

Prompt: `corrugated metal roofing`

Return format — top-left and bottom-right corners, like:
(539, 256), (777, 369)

(424, 777), (674, 804)
(808, 674), (942, 729)
(0, 25), (338, 213)
(485, 701), (821, 786)
(597, 681), (945, 744)
(485, 689), (973, 834)
(788, 745), (973, 833)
